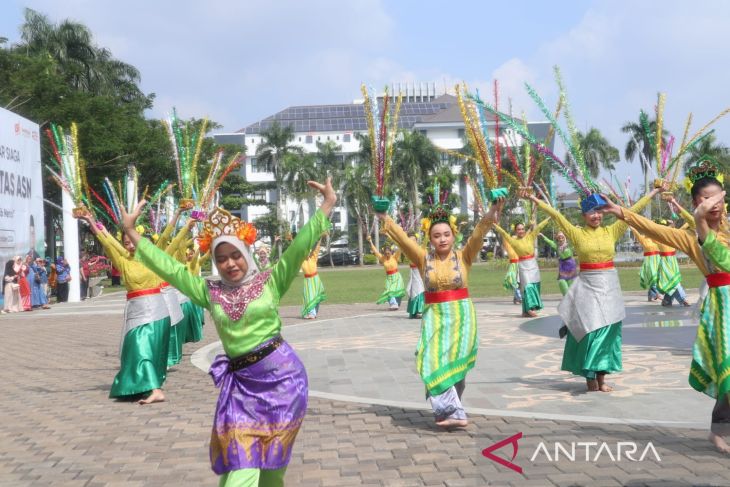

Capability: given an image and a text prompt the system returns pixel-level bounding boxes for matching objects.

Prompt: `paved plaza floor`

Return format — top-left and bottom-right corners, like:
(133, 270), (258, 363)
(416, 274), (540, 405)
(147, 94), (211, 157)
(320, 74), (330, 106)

(2, 288), (730, 486)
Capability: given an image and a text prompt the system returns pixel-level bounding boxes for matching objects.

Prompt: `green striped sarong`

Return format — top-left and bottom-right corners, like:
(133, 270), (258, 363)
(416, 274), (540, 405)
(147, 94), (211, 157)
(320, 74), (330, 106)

(657, 254), (681, 295)
(416, 296), (478, 396)
(639, 254), (660, 290)
(689, 285), (730, 400)
(376, 272), (406, 304)
(503, 262), (519, 291)
(301, 274), (326, 317)
(561, 322), (622, 379)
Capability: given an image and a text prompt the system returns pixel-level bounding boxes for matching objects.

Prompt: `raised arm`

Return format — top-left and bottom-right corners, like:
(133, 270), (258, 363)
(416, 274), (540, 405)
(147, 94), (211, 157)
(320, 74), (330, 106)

(156, 208), (183, 249)
(532, 198), (581, 244)
(607, 190), (658, 241)
(533, 217), (551, 236)
(492, 224), (516, 248)
(269, 179), (336, 298)
(368, 238), (384, 262)
(619, 208), (698, 257)
(539, 233), (557, 250)
(378, 216), (425, 268)
(462, 216), (495, 266)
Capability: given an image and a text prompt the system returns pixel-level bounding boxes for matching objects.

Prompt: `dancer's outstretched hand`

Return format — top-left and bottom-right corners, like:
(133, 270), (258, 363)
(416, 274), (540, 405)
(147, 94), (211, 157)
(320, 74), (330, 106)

(599, 195), (624, 219)
(486, 197), (505, 221)
(120, 199), (148, 244)
(694, 190), (726, 221)
(308, 177), (337, 216)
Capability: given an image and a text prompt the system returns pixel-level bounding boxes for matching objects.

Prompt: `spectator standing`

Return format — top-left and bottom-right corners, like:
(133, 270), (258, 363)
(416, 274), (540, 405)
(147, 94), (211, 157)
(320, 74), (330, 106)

(56, 257), (71, 302)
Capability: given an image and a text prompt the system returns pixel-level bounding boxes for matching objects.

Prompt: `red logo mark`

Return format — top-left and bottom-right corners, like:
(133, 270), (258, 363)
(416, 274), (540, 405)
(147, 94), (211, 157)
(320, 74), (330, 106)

(482, 432), (523, 473)
(14, 123), (20, 135)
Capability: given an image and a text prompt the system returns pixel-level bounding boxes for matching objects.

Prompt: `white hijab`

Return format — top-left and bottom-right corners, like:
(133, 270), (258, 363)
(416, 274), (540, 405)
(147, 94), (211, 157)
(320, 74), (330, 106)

(212, 236), (259, 287)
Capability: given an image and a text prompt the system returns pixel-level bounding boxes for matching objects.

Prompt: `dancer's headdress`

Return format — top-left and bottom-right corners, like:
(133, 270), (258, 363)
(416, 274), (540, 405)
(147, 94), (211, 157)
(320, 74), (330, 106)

(197, 208), (257, 253)
(420, 182), (457, 235)
(683, 155), (724, 193)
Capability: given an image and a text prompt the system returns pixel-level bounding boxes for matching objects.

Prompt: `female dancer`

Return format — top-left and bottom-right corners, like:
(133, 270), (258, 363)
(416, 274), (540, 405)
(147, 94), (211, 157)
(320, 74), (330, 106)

(600, 168), (729, 452)
(124, 178), (335, 486)
(77, 211), (171, 405)
(376, 198), (504, 428)
(493, 218), (550, 317)
(655, 219), (690, 307)
(405, 235), (425, 319)
(539, 231), (577, 296)
(522, 185), (661, 392)
(501, 237), (522, 305)
(630, 227), (661, 301)
(301, 238), (326, 319)
(367, 238), (405, 311)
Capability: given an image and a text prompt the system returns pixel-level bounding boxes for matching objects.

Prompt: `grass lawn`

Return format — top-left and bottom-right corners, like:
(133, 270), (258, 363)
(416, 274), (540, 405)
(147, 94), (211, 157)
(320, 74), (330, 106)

(276, 262), (706, 308)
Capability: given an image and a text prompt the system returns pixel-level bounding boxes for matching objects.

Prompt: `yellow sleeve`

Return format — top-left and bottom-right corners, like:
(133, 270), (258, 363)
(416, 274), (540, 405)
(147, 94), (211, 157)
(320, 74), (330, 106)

(156, 212), (181, 249)
(622, 209), (697, 256)
(609, 192), (653, 242)
(534, 199), (580, 244)
(462, 216), (494, 267)
(380, 216), (426, 269)
(95, 231), (129, 271)
(679, 206), (696, 230)
(165, 224), (192, 256)
(394, 249), (402, 262)
(493, 224), (516, 248)
(629, 227), (647, 248)
(534, 217), (551, 235)
(369, 241), (383, 262)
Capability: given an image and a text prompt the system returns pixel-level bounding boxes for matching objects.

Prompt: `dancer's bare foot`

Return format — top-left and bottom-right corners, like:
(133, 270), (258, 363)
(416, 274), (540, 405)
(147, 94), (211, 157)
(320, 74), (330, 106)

(138, 389), (165, 405)
(522, 310), (537, 318)
(709, 432), (730, 454)
(586, 379), (599, 391)
(435, 418), (468, 429)
(597, 373), (613, 392)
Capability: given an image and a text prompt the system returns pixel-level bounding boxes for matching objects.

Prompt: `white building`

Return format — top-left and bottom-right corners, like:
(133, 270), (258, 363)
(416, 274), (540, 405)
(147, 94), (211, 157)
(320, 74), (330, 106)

(214, 84), (552, 240)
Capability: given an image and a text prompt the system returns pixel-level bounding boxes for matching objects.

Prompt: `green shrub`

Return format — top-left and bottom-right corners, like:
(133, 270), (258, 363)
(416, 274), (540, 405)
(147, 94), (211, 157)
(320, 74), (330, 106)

(363, 254), (378, 265)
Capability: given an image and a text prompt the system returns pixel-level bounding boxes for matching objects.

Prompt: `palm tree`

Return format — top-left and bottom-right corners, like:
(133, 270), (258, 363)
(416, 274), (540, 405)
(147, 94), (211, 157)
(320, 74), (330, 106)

(684, 132), (730, 172)
(393, 130), (439, 216)
(255, 121), (301, 223)
(342, 162), (372, 266)
(568, 128), (620, 178)
(18, 8), (142, 101)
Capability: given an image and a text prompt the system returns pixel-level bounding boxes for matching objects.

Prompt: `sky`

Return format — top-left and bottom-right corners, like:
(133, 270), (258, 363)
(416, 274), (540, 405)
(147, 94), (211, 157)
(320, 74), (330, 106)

(3, 0), (730, 190)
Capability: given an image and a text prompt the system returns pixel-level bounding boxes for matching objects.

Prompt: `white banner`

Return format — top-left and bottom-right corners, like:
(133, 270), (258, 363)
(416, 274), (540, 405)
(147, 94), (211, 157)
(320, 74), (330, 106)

(0, 108), (44, 268)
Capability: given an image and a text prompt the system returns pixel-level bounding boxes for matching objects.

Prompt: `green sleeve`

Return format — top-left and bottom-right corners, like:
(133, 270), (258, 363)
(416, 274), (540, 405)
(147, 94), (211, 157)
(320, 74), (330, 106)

(135, 238), (210, 308)
(540, 234), (557, 250)
(702, 231), (730, 273)
(270, 209), (331, 298)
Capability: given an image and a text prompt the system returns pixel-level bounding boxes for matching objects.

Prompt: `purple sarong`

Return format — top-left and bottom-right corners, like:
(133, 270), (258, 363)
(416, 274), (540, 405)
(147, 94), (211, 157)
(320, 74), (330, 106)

(208, 338), (308, 474)
(558, 257), (578, 281)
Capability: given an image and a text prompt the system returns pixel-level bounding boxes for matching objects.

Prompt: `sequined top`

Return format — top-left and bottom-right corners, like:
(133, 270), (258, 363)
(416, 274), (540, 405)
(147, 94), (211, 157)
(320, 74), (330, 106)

(535, 193), (652, 264)
(493, 218), (550, 257)
(380, 215), (494, 292)
(369, 241), (401, 273)
(301, 241), (321, 276)
(135, 209), (330, 357)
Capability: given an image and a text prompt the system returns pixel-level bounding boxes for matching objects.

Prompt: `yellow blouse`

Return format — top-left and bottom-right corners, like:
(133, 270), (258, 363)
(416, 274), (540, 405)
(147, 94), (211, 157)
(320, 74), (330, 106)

(535, 193), (652, 264)
(380, 215), (494, 291)
(301, 241), (320, 276)
(493, 218), (550, 257)
(623, 208), (716, 275)
(369, 241), (401, 273)
(96, 231), (164, 291)
(629, 227), (660, 253)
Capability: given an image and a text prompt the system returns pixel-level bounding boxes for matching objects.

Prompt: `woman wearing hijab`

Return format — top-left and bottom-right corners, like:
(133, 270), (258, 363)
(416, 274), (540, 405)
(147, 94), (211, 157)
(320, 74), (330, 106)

(55, 257), (71, 303)
(29, 257), (50, 309)
(18, 255), (32, 311)
(122, 179), (336, 487)
(2, 258), (21, 313)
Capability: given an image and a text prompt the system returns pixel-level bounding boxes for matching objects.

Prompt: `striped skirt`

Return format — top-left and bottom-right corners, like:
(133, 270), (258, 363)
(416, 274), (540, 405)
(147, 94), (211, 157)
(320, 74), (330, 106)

(503, 262), (519, 291)
(658, 255), (681, 295)
(376, 272), (406, 304)
(689, 284), (730, 400)
(639, 254), (660, 290)
(416, 294), (478, 396)
(301, 274), (326, 317)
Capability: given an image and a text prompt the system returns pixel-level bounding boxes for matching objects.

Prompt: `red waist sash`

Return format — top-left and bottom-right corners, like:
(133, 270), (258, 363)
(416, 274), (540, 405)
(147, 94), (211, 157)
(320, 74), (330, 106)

(660, 251), (676, 257)
(580, 261), (615, 271)
(424, 287), (469, 304)
(519, 254), (534, 261)
(509, 258), (519, 264)
(159, 281), (170, 288)
(409, 263), (418, 269)
(707, 273), (730, 288)
(643, 251), (660, 257)
(386, 269), (398, 275)
(304, 272), (318, 278)
(127, 287), (162, 300)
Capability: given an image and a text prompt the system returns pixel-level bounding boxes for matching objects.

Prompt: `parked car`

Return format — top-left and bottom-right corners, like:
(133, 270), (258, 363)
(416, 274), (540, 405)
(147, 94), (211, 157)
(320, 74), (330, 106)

(317, 248), (359, 266)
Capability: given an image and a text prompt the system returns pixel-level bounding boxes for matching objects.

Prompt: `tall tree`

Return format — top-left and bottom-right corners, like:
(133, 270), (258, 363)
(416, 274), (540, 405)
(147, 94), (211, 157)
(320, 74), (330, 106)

(393, 130), (439, 215)
(255, 121), (301, 224)
(342, 161), (372, 266)
(569, 128), (620, 178)
(684, 132), (730, 172)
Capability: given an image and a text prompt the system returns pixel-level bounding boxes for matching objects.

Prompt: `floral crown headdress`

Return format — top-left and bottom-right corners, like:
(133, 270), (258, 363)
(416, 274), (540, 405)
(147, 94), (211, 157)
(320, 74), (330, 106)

(420, 182), (457, 235)
(683, 155), (724, 193)
(197, 208), (257, 253)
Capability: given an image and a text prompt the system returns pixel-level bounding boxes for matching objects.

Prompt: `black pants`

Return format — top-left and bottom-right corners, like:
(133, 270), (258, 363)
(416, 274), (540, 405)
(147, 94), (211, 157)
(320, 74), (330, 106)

(80, 279), (88, 300)
(56, 281), (69, 302)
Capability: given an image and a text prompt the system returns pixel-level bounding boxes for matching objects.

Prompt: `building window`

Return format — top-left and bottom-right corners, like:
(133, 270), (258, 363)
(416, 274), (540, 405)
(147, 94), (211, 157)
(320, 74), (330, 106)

(326, 136), (330, 141)
(250, 157), (272, 173)
(343, 134), (351, 142)
(317, 136), (321, 141)
(252, 190), (266, 201)
(419, 130), (427, 136)
(298, 137), (302, 142)
(305, 135), (313, 143)
(458, 128), (465, 139)
(336, 135), (340, 141)
(331, 211), (341, 223)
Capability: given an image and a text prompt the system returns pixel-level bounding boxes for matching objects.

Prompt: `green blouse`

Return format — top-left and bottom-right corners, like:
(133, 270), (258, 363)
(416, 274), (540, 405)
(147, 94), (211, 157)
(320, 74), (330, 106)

(540, 235), (574, 260)
(135, 209), (331, 358)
